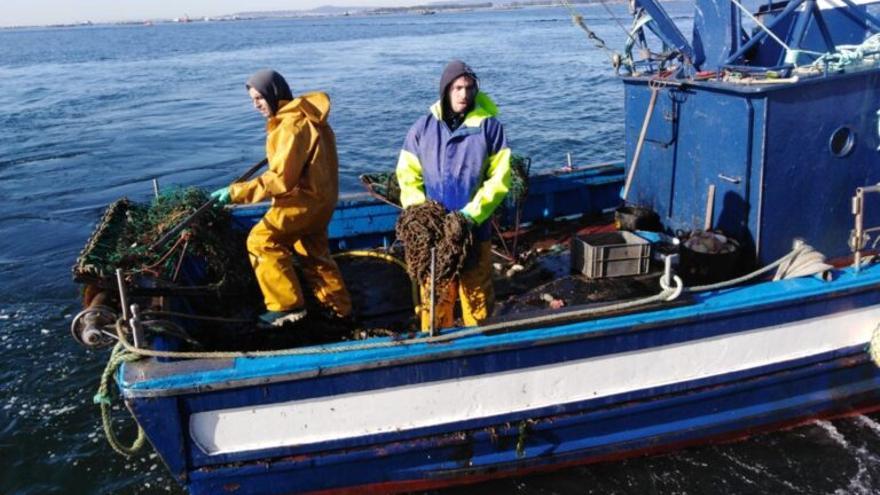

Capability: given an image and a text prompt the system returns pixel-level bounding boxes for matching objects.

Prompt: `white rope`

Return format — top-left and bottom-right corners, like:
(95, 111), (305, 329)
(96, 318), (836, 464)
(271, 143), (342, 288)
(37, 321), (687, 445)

(684, 244), (809, 292)
(773, 243), (832, 280)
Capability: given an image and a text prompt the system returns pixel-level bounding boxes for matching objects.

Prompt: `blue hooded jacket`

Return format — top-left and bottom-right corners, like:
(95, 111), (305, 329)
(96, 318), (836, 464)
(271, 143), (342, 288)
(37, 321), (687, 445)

(396, 91), (512, 240)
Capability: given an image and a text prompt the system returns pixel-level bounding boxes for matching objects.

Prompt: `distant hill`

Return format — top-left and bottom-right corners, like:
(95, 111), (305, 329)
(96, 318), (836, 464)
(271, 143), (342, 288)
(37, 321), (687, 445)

(425, 0), (495, 4)
(233, 1), (608, 20)
(306, 5), (364, 14)
(234, 5), (369, 18)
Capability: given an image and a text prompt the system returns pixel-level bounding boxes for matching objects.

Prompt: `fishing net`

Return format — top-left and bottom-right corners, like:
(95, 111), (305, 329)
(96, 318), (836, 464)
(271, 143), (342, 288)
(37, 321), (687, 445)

(72, 187), (253, 295)
(395, 201), (474, 287)
(506, 154), (531, 208)
(360, 171), (402, 206)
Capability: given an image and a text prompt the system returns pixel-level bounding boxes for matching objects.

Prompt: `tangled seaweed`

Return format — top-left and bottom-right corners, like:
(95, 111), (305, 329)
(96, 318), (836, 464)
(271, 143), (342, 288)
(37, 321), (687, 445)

(395, 201), (474, 287)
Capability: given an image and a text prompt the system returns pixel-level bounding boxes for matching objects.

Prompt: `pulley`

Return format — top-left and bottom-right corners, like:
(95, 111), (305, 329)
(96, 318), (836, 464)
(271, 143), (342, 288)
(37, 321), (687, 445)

(71, 305), (118, 348)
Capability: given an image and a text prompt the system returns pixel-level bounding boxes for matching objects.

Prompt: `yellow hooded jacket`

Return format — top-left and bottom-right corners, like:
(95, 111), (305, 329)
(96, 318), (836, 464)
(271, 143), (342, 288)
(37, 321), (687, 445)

(229, 92), (339, 230)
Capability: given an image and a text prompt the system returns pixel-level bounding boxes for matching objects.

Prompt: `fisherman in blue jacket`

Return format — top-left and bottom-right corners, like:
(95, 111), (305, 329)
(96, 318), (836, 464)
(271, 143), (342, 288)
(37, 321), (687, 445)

(396, 60), (512, 331)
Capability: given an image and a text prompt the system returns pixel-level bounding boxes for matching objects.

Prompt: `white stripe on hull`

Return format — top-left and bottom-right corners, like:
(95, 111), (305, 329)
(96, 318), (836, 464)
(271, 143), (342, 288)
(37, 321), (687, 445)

(190, 305), (880, 455)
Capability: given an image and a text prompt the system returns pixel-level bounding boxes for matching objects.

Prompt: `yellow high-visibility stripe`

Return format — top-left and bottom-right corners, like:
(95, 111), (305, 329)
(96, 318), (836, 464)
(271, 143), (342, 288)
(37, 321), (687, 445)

(461, 147), (512, 224)
(395, 149), (427, 208)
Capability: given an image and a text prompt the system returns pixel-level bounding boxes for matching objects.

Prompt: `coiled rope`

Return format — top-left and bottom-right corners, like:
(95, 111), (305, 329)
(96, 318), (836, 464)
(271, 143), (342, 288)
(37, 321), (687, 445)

(772, 243), (833, 281)
(681, 242), (827, 293)
(93, 343), (146, 456)
(801, 33), (880, 73)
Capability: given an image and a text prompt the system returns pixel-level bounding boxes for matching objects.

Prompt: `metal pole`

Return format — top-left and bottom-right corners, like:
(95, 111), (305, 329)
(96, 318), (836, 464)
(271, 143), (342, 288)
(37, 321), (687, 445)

(429, 247), (437, 336)
(115, 269), (130, 321)
(838, 0), (880, 33)
(662, 253), (678, 289)
(152, 178), (160, 199)
(704, 184), (716, 232)
(724, 0), (804, 65)
(129, 304), (144, 349)
(621, 86), (659, 202)
(854, 188), (864, 272)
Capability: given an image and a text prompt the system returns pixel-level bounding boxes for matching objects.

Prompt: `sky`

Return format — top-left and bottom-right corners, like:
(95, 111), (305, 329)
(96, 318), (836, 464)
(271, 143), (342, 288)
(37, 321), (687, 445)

(0, 1), (414, 27)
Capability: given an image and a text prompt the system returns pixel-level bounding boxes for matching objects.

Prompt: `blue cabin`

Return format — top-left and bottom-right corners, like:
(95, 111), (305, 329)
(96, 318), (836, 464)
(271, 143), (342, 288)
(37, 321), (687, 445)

(623, 0), (880, 265)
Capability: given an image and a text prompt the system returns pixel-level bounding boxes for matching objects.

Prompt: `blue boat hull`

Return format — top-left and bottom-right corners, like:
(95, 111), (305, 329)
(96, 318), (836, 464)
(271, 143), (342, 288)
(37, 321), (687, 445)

(180, 358), (880, 495)
(120, 262), (880, 494)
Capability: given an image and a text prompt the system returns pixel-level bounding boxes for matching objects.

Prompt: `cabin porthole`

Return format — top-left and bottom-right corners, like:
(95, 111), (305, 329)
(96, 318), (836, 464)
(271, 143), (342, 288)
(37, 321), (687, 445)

(829, 126), (855, 158)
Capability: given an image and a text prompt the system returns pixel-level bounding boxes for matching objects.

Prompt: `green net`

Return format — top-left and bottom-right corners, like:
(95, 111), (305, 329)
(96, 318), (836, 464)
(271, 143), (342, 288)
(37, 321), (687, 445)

(507, 154), (531, 206)
(359, 171), (402, 206)
(73, 187), (252, 294)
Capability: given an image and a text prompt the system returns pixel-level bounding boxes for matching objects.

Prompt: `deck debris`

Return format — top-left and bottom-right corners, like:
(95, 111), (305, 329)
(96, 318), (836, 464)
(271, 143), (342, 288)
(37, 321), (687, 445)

(540, 292), (566, 309)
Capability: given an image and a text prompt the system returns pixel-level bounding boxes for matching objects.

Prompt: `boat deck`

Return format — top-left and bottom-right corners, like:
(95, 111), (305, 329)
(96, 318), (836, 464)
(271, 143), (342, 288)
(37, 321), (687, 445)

(172, 213), (672, 352)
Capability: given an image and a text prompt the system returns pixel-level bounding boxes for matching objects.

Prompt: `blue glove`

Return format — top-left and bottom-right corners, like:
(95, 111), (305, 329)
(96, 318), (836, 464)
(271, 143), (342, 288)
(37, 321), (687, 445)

(211, 187), (231, 205)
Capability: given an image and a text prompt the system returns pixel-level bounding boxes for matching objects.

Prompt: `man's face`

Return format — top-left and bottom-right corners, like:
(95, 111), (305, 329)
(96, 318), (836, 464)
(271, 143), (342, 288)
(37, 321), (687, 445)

(447, 75), (476, 114)
(248, 87), (272, 118)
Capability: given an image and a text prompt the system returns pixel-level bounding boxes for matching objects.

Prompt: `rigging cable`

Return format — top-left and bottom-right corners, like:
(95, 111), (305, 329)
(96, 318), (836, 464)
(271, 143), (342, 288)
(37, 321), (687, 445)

(559, 0), (623, 68)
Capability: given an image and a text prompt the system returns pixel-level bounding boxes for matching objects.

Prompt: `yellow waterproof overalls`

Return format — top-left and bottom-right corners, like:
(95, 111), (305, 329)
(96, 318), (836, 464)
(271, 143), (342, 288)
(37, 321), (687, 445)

(229, 92), (352, 317)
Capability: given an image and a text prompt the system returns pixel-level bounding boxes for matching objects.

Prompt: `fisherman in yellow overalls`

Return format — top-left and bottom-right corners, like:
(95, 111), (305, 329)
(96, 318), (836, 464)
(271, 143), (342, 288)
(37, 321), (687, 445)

(212, 69), (352, 326)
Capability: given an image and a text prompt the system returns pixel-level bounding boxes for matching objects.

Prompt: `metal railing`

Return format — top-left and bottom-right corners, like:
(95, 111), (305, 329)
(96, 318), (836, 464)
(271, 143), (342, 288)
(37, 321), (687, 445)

(850, 184), (880, 272)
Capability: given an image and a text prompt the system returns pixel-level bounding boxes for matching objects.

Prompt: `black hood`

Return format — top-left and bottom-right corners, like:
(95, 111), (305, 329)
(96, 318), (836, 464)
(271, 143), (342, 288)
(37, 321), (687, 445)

(246, 69), (293, 116)
(439, 59), (478, 100)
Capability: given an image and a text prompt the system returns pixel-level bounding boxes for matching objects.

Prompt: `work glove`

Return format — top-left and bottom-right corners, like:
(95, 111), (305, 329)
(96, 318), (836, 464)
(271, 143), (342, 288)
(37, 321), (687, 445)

(211, 186), (231, 205)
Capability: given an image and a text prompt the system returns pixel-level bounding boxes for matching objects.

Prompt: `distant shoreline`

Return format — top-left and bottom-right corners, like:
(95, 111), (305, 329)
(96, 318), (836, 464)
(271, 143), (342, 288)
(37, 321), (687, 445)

(0, 0), (620, 30)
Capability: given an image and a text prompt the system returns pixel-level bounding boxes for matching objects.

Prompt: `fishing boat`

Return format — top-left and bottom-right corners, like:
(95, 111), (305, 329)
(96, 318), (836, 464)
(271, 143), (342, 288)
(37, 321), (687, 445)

(71, 0), (880, 493)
